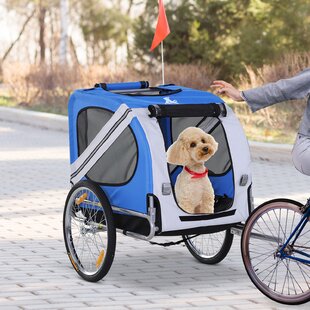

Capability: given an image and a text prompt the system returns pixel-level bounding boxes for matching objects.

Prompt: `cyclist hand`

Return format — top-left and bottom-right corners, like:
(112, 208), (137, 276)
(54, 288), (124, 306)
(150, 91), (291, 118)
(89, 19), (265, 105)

(211, 80), (244, 102)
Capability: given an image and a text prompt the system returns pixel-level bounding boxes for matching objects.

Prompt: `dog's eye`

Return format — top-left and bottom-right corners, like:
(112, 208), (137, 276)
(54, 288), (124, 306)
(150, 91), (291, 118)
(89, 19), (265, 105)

(190, 142), (196, 148)
(201, 139), (205, 143)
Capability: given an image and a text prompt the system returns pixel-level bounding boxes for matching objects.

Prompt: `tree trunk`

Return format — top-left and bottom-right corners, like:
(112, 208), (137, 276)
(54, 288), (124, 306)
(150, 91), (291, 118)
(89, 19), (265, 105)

(0, 9), (35, 80)
(0, 62), (3, 82)
(49, 9), (54, 67)
(126, 0), (134, 63)
(69, 36), (80, 65)
(39, 1), (46, 65)
(1, 10), (35, 64)
(59, 0), (69, 65)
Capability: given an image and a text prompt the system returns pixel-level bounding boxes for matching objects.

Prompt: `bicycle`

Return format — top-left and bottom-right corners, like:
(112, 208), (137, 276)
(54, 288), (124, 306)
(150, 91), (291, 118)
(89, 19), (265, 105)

(241, 198), (310, 305)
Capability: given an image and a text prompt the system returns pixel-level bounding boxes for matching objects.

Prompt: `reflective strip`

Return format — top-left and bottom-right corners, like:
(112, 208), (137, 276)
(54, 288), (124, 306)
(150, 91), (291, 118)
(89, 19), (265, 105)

(70, 104), (134, 184)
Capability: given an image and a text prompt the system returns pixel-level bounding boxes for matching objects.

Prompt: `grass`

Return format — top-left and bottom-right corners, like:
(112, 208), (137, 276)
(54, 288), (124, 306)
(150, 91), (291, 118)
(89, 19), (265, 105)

(226, 100), (296, 144)
(28, 103), (68, 116)
(242, 124), (295, 144)
(0, 93), (67, 115)
(0, 95), (17, 107)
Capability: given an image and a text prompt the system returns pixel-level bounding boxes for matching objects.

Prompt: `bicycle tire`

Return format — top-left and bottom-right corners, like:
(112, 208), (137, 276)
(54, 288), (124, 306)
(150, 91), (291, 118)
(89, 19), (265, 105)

(241, 199), (310, 305)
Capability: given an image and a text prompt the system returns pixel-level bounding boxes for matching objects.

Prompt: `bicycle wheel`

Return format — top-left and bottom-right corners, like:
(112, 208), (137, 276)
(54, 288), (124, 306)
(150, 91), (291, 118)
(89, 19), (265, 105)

(183, 229), (234, 264)
(241, 199), (310, 305)
(63, 180), (116, 282)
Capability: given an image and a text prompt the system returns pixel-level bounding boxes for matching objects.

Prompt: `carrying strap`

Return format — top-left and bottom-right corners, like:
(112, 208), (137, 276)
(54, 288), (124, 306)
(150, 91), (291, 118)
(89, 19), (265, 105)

(70, 104), (134, 184)
(149, 234), (199, 247)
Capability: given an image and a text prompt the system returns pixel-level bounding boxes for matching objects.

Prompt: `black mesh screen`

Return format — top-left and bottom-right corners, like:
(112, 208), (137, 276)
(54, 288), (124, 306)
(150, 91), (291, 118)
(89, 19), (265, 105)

(200, 119), (231, 174)
(77, 108), (138, 184)
(171, 117), (231, 175)
(171, 117), (204, 142)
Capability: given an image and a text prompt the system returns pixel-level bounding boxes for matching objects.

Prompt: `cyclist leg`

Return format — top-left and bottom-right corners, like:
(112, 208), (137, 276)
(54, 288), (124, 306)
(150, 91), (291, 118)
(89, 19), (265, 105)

(292, 133), (310, 176)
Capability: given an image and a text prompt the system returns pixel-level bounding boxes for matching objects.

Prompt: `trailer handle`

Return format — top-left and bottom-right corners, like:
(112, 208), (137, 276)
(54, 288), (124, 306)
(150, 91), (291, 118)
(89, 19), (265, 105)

(148, 103), (227, 118)
(95, 81), (149, 91)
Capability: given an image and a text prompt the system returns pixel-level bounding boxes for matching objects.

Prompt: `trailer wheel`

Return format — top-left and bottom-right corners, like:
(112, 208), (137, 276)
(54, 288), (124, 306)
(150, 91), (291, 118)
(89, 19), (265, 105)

(183, 229), (233, 264)
(63, 180), (116, 282)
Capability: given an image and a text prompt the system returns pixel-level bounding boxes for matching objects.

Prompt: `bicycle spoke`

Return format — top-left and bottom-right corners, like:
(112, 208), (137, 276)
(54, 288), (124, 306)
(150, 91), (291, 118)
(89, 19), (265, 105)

(256, 259), (279, 276)
(293, 260), (310, 279)
(289, 211), (296, 238)
(256, 217), (279, 246)
(284, 209), (289, 243)
(295, 261), (310, 289)
(272, 208), (286, 242)
(264, 259), (281, 284)
(249, 249), (275, 258)
(251, 252), (275, 264)
(274, 255), (279, 292)
(266, 211), (281, 245)
(282, 259), (304, 294)
(281, 260), (289, 294)
(85, 237), (98, 262)
(298, 228), (309, 240)
(251, 221), (279, 249)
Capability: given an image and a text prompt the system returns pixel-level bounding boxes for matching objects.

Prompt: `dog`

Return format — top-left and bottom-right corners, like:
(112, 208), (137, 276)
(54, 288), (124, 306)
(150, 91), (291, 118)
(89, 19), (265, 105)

(167, 127), (218, 214)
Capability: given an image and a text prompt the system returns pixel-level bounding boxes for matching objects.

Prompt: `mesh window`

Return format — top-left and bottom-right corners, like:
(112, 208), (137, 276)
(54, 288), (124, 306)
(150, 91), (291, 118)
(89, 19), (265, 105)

(199, 119), (231, 174)
(77, 108), (138, 184)
(171, 117), (204, 142)
(171, 117), (231, 175)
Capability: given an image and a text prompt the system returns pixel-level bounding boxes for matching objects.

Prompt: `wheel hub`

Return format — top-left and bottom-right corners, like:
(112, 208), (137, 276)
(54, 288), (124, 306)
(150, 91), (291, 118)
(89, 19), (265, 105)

(80, 223), (98, 235)
(275, 244), (293, 259)
(80, 226), (88, 235)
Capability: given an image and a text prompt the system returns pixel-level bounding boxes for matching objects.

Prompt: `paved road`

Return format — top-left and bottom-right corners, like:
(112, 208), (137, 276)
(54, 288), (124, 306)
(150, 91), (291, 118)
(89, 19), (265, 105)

(0, 120), (309, 310)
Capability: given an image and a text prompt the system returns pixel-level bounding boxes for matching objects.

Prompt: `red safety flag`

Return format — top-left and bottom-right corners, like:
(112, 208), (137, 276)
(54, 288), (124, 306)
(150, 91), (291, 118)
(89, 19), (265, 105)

(150, 0), (170, 51)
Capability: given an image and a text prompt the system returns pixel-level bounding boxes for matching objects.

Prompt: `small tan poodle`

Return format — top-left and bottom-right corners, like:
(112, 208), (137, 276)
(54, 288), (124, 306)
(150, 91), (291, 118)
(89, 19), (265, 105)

(167, 127), (218, 214)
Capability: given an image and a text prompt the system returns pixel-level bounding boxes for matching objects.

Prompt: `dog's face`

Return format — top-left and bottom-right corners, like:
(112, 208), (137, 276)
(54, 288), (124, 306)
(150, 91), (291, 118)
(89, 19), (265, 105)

(167, 127), (218, 166)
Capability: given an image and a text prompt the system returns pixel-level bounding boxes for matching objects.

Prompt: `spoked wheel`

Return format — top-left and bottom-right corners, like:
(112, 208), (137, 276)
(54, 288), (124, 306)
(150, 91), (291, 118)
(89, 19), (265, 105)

(63, 180), (116, 282)
(183, 229), (234, 264)
(241, 199), (310, 305)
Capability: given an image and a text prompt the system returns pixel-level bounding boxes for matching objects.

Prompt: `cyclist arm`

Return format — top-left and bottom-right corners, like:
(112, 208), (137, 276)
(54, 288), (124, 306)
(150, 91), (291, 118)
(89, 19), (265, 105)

(243, 68), (310, 112)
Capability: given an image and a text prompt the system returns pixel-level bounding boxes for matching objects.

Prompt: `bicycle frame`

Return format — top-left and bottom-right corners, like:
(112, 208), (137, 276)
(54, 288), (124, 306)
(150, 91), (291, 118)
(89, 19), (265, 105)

(278, 205), (310, 264)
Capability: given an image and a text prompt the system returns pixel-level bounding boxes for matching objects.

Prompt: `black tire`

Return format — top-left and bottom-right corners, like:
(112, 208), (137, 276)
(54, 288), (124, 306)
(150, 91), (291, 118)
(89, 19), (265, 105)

(183, 229), (234, 264)
(241, 199), (310, 305)
(63, 180), (116, 282)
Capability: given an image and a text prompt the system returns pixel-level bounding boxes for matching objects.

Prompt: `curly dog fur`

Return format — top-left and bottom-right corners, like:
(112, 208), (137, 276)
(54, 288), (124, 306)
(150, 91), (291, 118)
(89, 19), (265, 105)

(167, 127), (218, 214)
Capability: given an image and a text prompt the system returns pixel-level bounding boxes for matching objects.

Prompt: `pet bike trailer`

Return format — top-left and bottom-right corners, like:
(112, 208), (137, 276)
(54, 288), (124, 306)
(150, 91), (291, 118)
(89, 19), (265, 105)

(63, 81), (253, 282)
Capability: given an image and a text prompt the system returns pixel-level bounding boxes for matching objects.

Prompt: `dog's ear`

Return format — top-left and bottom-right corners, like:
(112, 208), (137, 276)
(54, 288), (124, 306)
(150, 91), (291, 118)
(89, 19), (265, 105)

(167, 139), (189, 165)
(208, 135), (218, 156)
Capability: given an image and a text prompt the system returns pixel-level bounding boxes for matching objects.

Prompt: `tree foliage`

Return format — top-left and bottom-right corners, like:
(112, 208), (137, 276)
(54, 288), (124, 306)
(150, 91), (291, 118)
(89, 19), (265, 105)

(77, 0), (130, 64)
(3, 0), (310, 80)
(133, 0), (310, 79)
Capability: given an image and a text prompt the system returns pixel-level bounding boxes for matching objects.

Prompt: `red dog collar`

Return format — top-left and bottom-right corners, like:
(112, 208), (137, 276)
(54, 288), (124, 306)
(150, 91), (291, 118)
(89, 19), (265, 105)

(184, 166), (208, 179)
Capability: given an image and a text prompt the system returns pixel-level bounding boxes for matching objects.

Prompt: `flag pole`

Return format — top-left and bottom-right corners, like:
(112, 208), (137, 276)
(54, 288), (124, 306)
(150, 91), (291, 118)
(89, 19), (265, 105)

(161, 41), (165, 85)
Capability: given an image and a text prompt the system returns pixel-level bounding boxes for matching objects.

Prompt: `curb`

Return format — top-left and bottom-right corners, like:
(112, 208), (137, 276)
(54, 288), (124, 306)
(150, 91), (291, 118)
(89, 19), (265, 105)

(249, 141), (292, 163)
(0, 106), (293, 162)
(0, 106), (68, 132)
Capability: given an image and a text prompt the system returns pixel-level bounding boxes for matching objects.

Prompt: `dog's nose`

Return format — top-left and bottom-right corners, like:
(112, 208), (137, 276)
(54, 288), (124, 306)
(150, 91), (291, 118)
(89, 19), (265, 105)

(203, 147), (209, 154)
